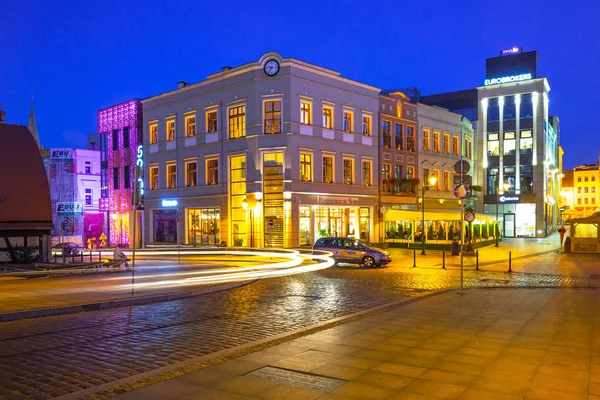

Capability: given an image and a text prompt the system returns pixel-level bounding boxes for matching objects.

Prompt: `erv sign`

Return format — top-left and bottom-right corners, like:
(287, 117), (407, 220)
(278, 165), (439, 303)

(50, 148), (73, 162)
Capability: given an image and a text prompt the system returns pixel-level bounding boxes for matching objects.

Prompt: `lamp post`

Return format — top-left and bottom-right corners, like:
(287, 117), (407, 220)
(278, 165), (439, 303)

(495, 182), (511, 247)
(421, 176), (438, 255)
(241, 198), (251, 247)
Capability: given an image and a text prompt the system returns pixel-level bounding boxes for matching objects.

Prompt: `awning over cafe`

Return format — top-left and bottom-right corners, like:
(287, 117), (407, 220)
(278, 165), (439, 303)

(382, 209), (497, 223)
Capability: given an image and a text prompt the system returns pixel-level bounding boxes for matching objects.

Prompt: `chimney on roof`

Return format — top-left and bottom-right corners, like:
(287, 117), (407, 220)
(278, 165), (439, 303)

(222, 66), (232, 71)
(177, 81), (190, 89)
(0, 103), (5, 124)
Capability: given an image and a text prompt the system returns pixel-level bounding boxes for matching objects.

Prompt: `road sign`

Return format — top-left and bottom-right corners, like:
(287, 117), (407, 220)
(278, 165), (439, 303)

(454, 160), (470, 175)
(268, 219), (275, 229)
(454, 184), (471, 199)
(99, 232), (107, 241)
(100, 240), (107, 248)
(464, 212), (476, 222)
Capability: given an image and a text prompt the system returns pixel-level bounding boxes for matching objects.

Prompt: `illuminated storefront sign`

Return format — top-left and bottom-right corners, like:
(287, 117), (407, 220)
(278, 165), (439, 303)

(317, 196), (360, 205)
(484, 73), (532, 86)
(50, 148), (73, 162)
(501, 47), (522, 56)
(499, 196), (520, 203)
(161, 199), (178, 207)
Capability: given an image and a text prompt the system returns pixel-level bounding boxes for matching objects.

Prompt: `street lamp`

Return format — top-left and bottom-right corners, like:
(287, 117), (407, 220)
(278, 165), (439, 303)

(495, 182), (511, 247)
(421, 176), (437, 255)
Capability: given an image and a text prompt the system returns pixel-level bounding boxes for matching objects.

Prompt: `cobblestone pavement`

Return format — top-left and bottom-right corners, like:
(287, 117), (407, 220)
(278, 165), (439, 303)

(1, 265), (600, 399)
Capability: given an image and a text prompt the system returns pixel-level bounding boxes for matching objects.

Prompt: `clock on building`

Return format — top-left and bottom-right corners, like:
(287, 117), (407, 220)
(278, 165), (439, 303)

(264, 59), (280, 76)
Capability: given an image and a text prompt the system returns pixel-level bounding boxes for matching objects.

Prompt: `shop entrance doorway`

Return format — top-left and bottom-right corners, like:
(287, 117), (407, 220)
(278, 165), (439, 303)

(504, 213), (515, 237)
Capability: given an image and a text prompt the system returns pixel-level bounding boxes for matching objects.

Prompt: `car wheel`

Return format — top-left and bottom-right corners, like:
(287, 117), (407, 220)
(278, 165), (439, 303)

(362, 256), (375, 268)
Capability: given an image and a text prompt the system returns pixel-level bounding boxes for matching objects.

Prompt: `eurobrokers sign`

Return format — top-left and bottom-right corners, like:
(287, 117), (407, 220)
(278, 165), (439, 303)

(484, 73), (532, 86)
(57, 202), (84, 216)
(50, 148), (74, 162)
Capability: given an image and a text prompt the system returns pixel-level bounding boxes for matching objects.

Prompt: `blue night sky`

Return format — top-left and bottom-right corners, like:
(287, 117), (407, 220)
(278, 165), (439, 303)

(2, 0), (599, 169)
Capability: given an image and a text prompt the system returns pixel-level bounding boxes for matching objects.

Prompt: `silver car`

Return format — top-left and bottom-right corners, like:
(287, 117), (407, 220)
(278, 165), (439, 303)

(313, 237), (392, 267)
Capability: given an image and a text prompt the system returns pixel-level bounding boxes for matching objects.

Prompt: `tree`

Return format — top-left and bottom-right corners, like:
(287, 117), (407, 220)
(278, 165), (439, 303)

(427, 224), (435, 241)
(494, 222), (501, 238)
(438, 224), (446, 242)
(482, 223), (488, 239)
(474, 224), (481, 240)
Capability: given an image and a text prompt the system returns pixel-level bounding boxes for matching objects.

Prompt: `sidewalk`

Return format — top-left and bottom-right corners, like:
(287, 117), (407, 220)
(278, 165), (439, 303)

(107, 287), (600, 400)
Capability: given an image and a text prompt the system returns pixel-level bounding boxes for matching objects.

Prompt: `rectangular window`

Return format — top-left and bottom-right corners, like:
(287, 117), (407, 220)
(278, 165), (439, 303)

(585, 198), (589, 204)
(585, 187), (589, 193)
(123, 127), (130, 149)
(593, 198), (597, 204)
(520, 130), (533, 154)
(323, 106), (333, 129)
(300, 153), (312, 182)
(452, 136), (459, 155)
(433, 131), (440, 152)
(406, 166), (414, 179)
(578, 187), (582, 194)
(228, 105), (246, 139)
(362, 115), (371, 136)
(444, 171), (450, 191)
(382, 120), (391, 148)
(167, 164), (176, 188)
(323, 156), (334, 183)
(150, 166), (158, 190)
(343, 159), (353, 184)
(432, 169), (440, 190)
(150, 124), (158, 144)
(382, 163), (391, 192)
(393, 165), (402, 192)
(207, 111), (218, 133)
(520, 165), (533, 193)
(503, 131), (516, 155)
(362, 161), (372, 186)
(593, 187), (597, 193)
(487, 133), (499, 156)
(487, 168), (499, 194)
(406, 126), (415, 152)
(394, 123), (403, 150)
(423, 168), (430, 186)
(465, 138), (473, 159)
(185, 116), (196, 137)
(186, 162), (197, 187)
(112, 129), (119, 151)
(85, 195), (92, 205)
(207, 159), (219, 185)
(124, 165), (130, 189)
(443, 133), (450, 154)
(578, 198), (582, 205)
(300, 101), (311, 125)
(343, 111), (353, 133)
(113, 167), (119, 189)
(264, 100), (282, 134)
(423, 128), (430, 151)
(166, 120), (175, 141)
(85, 161), (91, 174)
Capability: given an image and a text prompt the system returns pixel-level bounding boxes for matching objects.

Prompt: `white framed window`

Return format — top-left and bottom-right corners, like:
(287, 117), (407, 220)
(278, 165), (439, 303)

(166, 120), (175, 141)
(343, 110), (353, 133)
(166, 164), (176, 188)
(228, 104), (246, 139)
(362, 115), (371, 136)
(444, 171), (450, 191)
(264, 100), (282, 134)
(207, 159), (219, 185)
(343, 158), (354, 185)
(150, 124), (158, 144)
(150, 166), (159, 190)
(185, 161), (197, 187)
(300, 153), (313, 182)
(206, 110), (218, 133)
(323, 155), (334, 183)
(423, 128), (430, 151)
(185, 115), (196, 137)
(323, 106), (334, 129)
(362, 160), (372, 186)
(433, 131), (440, 152)
(300, 101), (312, 125)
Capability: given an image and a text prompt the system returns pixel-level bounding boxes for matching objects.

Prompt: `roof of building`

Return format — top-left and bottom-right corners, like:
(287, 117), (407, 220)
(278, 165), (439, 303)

(562, 170), (573, 187)
(0, 124), (52, 230)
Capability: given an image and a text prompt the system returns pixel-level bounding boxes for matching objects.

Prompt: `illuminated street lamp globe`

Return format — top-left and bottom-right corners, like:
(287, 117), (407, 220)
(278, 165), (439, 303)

(241, 198), (248, 210)
(429, 176), (437, 188)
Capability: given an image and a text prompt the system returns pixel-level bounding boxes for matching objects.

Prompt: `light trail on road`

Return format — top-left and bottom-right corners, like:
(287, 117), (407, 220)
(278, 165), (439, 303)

(122, 250), (335, 289)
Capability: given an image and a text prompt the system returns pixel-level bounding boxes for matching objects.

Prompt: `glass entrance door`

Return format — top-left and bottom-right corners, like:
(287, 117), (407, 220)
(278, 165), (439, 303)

(503, 213), (515, 237)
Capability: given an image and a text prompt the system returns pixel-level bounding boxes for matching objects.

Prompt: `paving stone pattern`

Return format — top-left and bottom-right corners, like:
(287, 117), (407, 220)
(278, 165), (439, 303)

(1, 267), (600, 399)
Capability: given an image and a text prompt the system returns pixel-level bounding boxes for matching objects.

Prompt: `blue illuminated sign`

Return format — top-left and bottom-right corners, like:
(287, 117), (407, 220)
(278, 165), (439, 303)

(484, 73), (532, 86)
(162, 199), (178, 207)
(501, 47), (522, 56)
(136, 145), (144, 196)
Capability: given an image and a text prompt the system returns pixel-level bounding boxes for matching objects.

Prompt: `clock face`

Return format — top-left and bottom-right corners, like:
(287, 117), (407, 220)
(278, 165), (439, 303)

(264, 60), (280, 76)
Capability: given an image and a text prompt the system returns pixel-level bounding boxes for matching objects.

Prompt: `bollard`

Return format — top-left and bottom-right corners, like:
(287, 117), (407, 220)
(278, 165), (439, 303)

(90, 251), (92, 263)
(178, 245), (182, 265)
(476, 250), (479, 270)
(81, 252), (84, 263)
(508, 251), (512, 272)
(412, 249), (417, 268)
(442, 250), (446, 269)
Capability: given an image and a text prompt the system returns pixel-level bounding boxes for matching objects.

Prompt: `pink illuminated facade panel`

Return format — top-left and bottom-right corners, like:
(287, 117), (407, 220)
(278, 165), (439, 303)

(97, 99), (143, 247)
